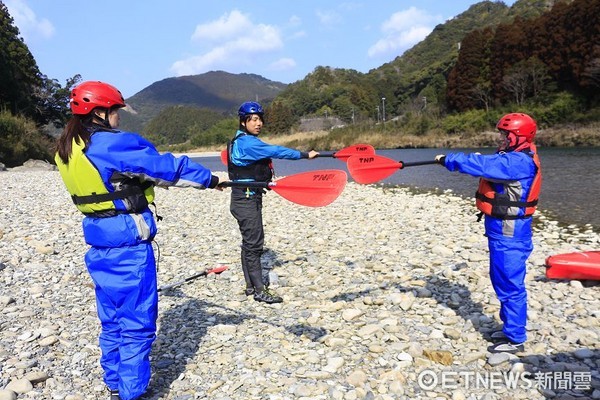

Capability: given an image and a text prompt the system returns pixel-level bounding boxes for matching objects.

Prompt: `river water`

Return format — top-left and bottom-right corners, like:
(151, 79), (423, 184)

(192, 146), (600, 232)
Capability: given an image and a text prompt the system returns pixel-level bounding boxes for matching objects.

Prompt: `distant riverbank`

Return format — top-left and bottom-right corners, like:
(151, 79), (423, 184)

(176, 123), (600, 155)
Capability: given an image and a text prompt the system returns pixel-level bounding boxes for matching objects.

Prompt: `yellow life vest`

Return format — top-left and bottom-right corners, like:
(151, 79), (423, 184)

(55, 138), (155, 216)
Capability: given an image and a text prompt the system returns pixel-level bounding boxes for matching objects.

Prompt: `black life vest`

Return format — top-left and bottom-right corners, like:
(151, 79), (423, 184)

(227, 133), (273, 182)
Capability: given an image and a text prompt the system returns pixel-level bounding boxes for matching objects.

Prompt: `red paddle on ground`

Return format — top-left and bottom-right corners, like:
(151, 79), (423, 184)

(347, 154), (438, 184)
(219, 169), (347, 207)
(219, 143), (375, 166)
(158, 265), (228, 292)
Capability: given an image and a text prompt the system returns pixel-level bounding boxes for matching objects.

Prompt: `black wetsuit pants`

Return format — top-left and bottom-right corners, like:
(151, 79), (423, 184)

(230, 188), (268, 292)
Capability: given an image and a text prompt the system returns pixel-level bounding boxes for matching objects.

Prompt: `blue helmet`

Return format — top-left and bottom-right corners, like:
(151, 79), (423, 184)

(238, 101), (264, 118)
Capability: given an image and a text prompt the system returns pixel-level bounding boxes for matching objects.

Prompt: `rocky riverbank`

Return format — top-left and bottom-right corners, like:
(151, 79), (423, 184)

(1, 170), (599, 400)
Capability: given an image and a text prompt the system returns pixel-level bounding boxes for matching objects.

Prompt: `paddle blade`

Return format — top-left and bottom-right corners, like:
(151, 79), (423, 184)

(347, 154), (402, 184)
(207, 265), (229, 275)
(333, 143), (376, 161)
(220, 149), (228, 166)
(271, 169), (347, 207)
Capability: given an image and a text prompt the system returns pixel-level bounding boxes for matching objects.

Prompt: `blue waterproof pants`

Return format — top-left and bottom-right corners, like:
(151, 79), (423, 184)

(85, 243), (157, 400)
(488, 237), (532, 344)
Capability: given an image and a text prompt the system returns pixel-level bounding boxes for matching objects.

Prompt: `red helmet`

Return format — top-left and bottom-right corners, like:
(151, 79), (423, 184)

(70, 81), (126, 115)
(496, 113), (537, 143)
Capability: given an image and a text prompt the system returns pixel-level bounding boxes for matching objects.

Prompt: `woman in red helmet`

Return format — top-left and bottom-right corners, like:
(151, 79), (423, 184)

(435, 113), (541, 354)
(55, 81), (220, 400)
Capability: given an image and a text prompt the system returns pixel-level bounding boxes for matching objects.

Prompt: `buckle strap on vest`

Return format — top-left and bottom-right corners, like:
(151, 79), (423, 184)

(475, 192), (538, 208)
(71, 185), (143, 205)
(71, 180), (153, 206)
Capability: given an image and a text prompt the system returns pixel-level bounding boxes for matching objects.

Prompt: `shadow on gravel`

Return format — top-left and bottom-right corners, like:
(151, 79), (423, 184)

(518, 351), (599, 399)
(417, 275), (502, 340)
(330, 274), (501, 340)
(144, 289), (326, 399)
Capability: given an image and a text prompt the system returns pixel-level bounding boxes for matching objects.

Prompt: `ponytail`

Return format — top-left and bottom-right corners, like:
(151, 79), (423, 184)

(55, 115), (92, 164)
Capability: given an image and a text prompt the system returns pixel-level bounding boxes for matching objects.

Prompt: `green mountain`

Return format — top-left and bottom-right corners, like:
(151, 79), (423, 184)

(120, 70), (288, 133)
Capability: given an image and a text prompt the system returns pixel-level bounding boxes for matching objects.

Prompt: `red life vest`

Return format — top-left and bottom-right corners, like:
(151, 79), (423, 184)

(475, 146), (541, 220)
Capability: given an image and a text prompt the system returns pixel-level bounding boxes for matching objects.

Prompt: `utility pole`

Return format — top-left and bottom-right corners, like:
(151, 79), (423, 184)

(381, 97), (386, 124)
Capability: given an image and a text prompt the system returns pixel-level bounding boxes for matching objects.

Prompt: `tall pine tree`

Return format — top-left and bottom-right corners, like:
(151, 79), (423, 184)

(0, 3), (43, 118)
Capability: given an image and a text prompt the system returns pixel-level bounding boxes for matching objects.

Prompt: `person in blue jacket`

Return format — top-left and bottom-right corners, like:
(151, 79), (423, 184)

(227, 101), (318, 304)
(435, 113), (541, 354)
(54, 81), (221, 400)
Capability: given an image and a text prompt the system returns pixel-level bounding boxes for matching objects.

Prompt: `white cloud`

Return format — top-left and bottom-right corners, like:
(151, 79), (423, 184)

(339, 2), (362, 12)
(368, 7), (442, 58)
(316, 9), (342, 26)
(289, 30), (307, 40)
(269, 58), (296, 71)
(191, 9), (249, 42)
(172, 10), (283, 76)
(288, 15), (302, 27)
(4, 0), (55, 41)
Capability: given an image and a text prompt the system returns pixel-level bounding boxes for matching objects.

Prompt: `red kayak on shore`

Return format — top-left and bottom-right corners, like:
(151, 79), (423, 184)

(545, 251), (600, 280)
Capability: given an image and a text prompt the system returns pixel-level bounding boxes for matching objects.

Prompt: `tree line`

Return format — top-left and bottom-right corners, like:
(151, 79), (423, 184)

(0, 3), (77, 166)
(447, 0), (599, 116)
(276, 0), (599, 128)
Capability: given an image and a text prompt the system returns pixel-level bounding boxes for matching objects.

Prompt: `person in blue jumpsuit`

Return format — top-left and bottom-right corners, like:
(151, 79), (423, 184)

(228, 101), (318, 304)
(54, 81), (221, 400)
(435, 113), (541, 354)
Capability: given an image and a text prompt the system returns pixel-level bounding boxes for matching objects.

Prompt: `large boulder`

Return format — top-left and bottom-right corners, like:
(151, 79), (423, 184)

(10, 159), (57, 172)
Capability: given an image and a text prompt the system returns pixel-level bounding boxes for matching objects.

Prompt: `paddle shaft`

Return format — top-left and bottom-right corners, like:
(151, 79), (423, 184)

(317, 152), (337, 157)
(400, 160), (439, 168)
(219, 181), (271, 189)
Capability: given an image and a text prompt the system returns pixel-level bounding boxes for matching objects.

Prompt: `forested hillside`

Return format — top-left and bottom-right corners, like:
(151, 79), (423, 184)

(447, 0), (597, 114)
(266, 0), (598, 152)
(275, 0), (594, 123)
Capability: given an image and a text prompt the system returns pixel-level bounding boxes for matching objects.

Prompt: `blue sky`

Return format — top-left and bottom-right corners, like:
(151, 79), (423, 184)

(5, 0), (517, 99)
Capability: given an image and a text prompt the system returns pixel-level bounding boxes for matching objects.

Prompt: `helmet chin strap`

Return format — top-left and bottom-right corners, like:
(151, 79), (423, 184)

(500, 133), (529, 152)
(94, 109), (112, 128)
